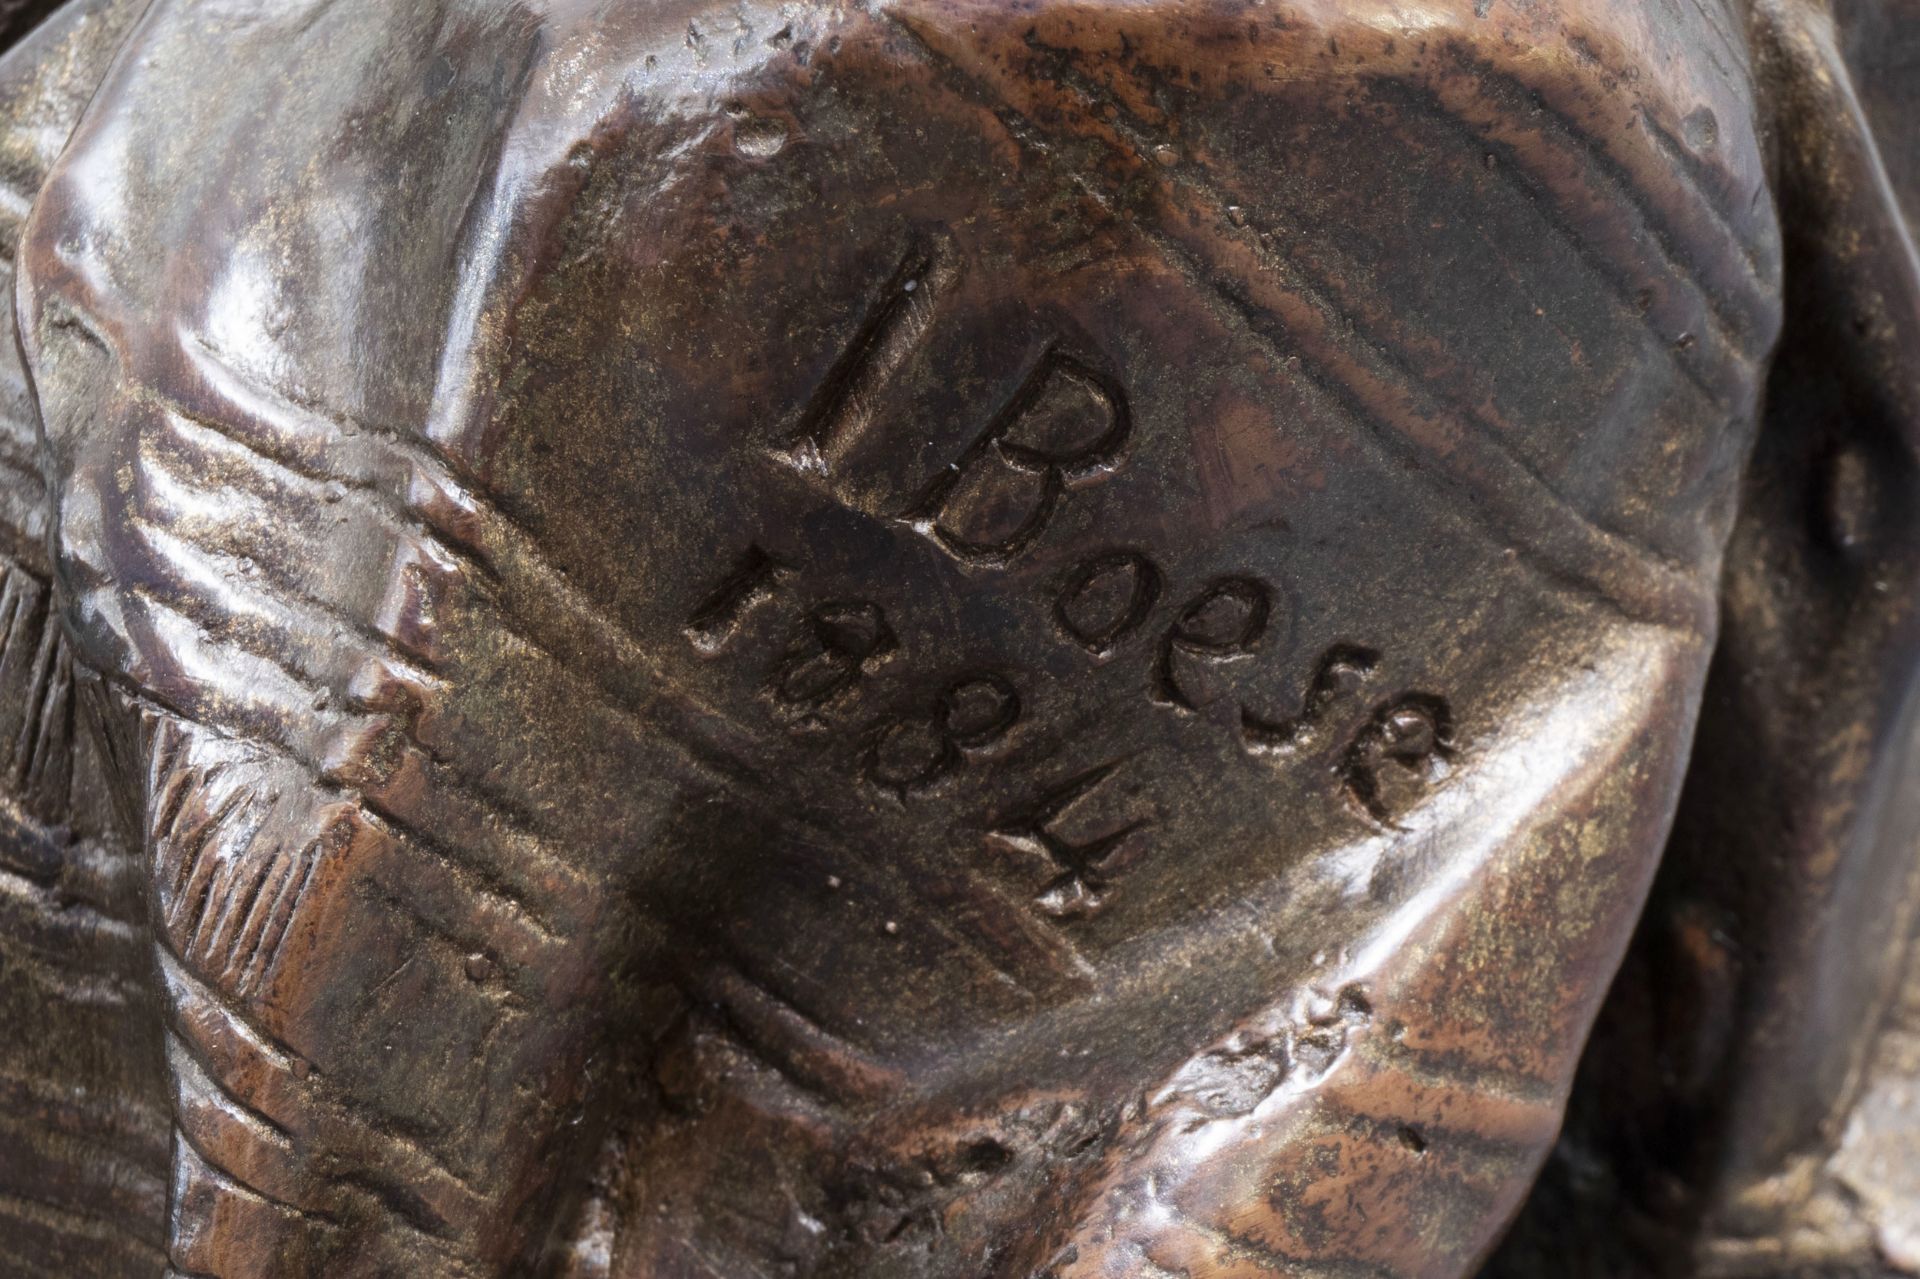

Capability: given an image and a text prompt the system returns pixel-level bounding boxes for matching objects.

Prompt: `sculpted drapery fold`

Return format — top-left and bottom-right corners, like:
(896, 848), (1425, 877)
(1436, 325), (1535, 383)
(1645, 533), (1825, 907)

(0, 3), (1910, 1278)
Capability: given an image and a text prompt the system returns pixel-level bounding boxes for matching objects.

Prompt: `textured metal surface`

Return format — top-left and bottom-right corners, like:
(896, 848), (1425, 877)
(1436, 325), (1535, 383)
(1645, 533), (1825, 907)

(0, 2), (1906, 1278)
(1490, 2), (1920, 1275)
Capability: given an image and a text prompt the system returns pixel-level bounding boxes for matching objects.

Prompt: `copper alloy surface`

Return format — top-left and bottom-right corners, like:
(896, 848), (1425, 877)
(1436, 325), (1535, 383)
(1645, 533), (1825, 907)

(0, 3), (1913, 1277)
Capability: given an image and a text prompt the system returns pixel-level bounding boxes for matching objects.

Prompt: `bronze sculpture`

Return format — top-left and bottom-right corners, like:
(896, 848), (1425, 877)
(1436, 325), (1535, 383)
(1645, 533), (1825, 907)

(0, 1), (1914, 1275)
